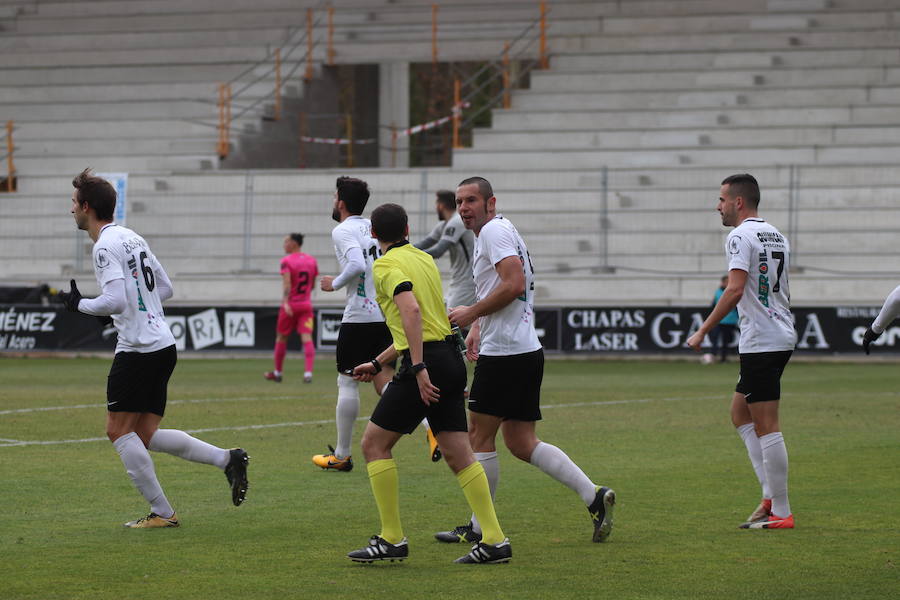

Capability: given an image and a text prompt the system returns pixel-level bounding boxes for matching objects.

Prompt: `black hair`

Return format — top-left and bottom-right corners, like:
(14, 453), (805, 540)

(370, 203), (408, 244)
(721, 173), (760, 209)
(72, 168), (116, 221)
(289, 233), (304, 247)
(457, 176), (493, 201)
(336, 176), (370, 215)
(435, 189), (456, 212)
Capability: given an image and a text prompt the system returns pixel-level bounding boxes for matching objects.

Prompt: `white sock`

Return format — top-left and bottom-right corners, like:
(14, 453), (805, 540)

(335, 374), (360, 459)
(469, 451), (499, 535)
(113, 432), (174, 518)
(530, 441), (597, 505)
(737, 423), (770, 498)
(760, 432), (791, 517)
(149, 429), (230, 469)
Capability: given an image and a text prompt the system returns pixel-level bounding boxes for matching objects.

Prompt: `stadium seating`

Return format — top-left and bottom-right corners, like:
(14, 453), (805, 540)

(1, 0), (899, 306)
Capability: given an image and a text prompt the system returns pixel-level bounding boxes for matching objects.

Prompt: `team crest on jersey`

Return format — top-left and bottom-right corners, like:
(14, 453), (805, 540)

(728, 236), (742, 255)
(759, 263), (768, 274)
(95, 249), (110, 269)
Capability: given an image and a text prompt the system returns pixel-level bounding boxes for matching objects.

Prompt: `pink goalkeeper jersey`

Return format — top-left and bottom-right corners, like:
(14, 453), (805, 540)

(281, 252), (319, 305)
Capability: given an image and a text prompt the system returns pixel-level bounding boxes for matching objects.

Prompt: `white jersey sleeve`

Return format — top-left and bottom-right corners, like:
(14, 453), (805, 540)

(726, 232), (754, 273)
(331, 216), (384, 323)
(78, 278), (127, 315)
(92, 238), (125, 287)
(872, 284), (900, 334)
(481, 220), (519, 267)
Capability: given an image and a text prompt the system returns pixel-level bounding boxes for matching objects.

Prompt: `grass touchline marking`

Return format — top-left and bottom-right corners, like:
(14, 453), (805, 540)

(0, 396), (304, 416)
(5, 387), (889, 417)
(1, 395), (714, 448)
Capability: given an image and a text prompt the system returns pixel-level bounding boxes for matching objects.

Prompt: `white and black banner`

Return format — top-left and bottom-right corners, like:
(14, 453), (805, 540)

(549, 306), (894, 354)
(0, 304), (896, 355)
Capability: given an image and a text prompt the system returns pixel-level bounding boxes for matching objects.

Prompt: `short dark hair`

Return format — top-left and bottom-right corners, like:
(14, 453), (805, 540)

(289, 233), (304, 247)
(457, 176), (493, 201)
(436, 189), (456, 212)
(336, 176), (370, 215)
(72, 168), (116, 221)
(721, 173), (760, 209)
(371, 203), (408, 244)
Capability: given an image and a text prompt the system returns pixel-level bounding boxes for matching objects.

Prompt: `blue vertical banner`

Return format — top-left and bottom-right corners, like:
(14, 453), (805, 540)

(97, 172), (128, 226)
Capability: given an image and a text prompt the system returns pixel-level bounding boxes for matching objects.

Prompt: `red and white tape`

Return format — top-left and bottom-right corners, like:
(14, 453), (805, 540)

(299, 102), (471, 145)
(397, 102), (471, 138)
(299, 136), (376, 145)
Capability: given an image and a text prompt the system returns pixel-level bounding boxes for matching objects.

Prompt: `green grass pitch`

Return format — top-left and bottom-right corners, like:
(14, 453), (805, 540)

(1, 356), (897, 599)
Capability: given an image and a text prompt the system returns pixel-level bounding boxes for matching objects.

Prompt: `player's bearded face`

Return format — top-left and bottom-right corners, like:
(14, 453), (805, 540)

(71, 194), (88, 230)
(331, 197), (341, 222)
(718, 185), (737, 226)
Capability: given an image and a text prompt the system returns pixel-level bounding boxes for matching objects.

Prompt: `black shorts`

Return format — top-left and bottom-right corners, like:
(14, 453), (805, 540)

(468, 348), (544, 421)
(107, 345), (177, 416)
(370, 339), (468, 435)
(736, 350), (793, 403)
(336, 321), (395, 373)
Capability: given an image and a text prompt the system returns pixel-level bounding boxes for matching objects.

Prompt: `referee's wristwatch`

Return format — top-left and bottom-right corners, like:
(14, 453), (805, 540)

(411, 362), (427, 374)
(370, 359), (383, 373)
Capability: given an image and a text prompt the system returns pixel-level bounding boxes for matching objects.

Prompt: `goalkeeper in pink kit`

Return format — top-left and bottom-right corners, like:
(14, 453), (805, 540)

(265, 233), (319, 383)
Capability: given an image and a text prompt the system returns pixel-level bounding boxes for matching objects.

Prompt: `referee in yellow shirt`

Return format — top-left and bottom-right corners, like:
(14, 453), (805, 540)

(346, 203), (511, 565)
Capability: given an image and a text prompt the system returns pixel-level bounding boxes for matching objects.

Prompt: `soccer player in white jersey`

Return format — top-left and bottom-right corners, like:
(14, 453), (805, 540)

(414, 189), (477, 463)
(59, 169), (249, 528)
(434, 176), (616, 545)
(314, 176), (395, 471)
(862, 284), (900, 354)
(687, 173), (798, 529)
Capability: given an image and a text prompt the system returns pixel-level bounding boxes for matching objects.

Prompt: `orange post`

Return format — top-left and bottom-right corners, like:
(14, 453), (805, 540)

(391, 123), (397, 168)
(327, 6), (335, 66)
(298, 111), (307, 168)
(345, 113), (354, 168)
(305, 8), (314, 81)
(217, 83), (231, 159)
(502, 41), (511, 109)
(274, 48), (282, 121)
(539, 0), (548, 69)
(452, 77), (461, 149)
(217, 84), (226, 158)
(5, 120), (14, 192)
(225, 83), (232, 157)
(431, 4), (438, 67)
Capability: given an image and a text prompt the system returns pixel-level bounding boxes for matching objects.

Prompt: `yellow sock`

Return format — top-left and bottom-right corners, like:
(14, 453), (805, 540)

(457, 461), (504, 545)
(367, 459), (403, 545)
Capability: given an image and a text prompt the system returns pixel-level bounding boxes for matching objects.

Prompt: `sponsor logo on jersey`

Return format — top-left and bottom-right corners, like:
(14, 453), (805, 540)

(95, 249), (110, 269)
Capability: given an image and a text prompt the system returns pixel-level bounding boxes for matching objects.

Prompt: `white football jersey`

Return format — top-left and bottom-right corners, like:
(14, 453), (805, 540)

(472, 215), (541, 356)
(331, 215), (384, 323)
(725, 218), (797, 353)
(92, 224), (175, 353)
